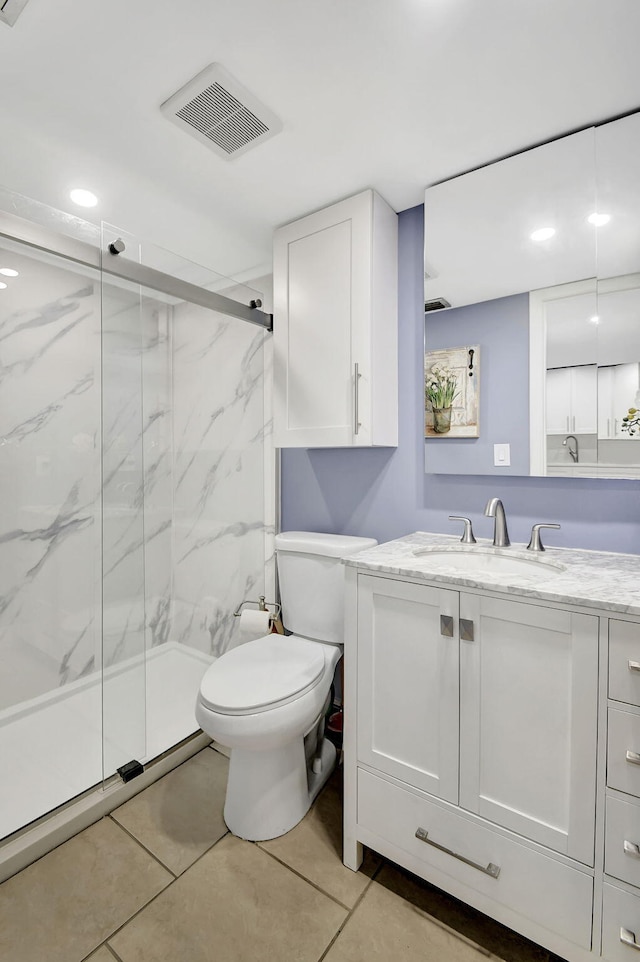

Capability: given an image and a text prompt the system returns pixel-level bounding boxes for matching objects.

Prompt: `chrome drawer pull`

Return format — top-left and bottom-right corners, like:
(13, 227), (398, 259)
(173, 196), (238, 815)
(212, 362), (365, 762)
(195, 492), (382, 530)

(354, 363), (362, 435)
(626, 751), (640, 766)
(624, 840), (640, 858)
(459, 618), (475, 642)
(629, 661), (640, 673)
(415, 827), (500, 879)
(620, 928), (640, 951)
(440, 615), (454, 638)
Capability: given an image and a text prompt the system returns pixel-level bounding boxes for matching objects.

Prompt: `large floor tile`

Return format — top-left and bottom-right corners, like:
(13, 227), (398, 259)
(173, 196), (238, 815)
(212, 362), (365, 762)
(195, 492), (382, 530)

(111, 748), (228, 875)
(259, 767), (379, 907)
(109, 833), (347, 962)
(0, 818), (172, 962)
(324, 876), (495, 962)
(376, 863), (564, 962)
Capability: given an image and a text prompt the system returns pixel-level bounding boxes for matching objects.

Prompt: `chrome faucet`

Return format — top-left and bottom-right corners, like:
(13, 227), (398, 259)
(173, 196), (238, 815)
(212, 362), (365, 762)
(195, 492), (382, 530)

(484, 498), (510, 547)
(563, 435), (579, 463)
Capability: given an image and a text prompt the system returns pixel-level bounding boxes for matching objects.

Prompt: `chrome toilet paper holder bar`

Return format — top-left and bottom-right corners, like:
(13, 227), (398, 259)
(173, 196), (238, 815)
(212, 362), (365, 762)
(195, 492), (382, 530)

(233, 596), (281, 621)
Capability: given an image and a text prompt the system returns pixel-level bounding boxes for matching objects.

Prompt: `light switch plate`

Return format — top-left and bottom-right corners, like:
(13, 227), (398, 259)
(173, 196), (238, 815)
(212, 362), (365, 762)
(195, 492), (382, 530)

(494, 443), (511, 467)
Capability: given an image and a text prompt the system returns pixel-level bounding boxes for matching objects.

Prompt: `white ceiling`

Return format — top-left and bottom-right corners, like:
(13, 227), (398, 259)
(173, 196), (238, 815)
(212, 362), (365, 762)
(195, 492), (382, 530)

(1, 0), (640, 282)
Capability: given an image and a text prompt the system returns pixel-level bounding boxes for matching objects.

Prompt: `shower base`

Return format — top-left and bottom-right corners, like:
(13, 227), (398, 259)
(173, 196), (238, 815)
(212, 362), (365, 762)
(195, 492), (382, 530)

(0, 641), (213, 842)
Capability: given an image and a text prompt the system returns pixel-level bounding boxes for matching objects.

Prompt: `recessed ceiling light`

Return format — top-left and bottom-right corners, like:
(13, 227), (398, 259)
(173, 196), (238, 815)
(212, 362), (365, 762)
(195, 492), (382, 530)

(69, 188), (98, 208)
(0, 282), (7, 290)
(588, 212), (611, 227)
(530, 227), (555, 242)
(590, 315), (600, 325)
(0, 268), (18, 277)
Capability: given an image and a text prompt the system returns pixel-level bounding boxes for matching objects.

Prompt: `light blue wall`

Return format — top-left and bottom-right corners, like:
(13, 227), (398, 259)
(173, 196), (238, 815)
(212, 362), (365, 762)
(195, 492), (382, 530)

(280, 205), (640, 554)
(425, 293), (530, 476)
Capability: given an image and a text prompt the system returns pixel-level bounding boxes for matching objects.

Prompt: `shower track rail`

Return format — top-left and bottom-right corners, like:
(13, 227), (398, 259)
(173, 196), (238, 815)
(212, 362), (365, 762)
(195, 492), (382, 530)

(0, 209), (273, 330)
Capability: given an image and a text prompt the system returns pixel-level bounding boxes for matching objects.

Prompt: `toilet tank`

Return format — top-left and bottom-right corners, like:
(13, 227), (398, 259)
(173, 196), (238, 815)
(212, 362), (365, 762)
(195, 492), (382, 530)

(275, 532), (377, 645)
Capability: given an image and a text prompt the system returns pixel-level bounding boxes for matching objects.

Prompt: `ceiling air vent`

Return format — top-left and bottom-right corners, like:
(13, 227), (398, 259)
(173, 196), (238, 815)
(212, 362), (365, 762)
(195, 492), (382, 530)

(161, 63), (282, 161)
(425, 298), (451, 312)
(0, 0), (30, 26)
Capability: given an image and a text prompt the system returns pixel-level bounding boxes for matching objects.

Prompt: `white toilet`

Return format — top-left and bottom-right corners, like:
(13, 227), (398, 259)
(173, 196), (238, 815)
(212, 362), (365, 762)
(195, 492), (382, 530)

(195, 530), (377, 841)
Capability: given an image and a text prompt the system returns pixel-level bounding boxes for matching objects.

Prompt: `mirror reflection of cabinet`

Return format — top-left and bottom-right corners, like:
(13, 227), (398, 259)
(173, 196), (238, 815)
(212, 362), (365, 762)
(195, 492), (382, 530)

(424, 111), (640, 479)
(546, 366), (597, 436)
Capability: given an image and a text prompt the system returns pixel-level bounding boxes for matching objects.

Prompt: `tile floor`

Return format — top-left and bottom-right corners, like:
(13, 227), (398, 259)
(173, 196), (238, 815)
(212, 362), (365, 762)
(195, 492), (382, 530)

(0, 745), (566, 962)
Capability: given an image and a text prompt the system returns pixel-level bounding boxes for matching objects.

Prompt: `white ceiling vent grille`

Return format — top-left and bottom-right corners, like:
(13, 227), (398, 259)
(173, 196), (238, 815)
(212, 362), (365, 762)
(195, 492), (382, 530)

(161, 64), (282, 161)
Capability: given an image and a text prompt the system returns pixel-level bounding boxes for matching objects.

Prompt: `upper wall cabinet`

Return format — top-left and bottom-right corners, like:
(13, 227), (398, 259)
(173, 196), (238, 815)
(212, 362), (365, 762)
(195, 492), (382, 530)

(273, 189), (398, 448)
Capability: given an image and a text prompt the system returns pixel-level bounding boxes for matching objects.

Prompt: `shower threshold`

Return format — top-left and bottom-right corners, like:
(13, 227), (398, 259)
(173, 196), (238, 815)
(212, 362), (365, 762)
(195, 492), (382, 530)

(0, 642), (213, 843)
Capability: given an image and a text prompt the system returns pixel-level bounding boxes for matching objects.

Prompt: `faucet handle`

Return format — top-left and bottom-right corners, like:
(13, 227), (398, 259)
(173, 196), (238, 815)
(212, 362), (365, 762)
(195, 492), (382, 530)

(449, 516), (477, 544)
(526, 523), (561, 552)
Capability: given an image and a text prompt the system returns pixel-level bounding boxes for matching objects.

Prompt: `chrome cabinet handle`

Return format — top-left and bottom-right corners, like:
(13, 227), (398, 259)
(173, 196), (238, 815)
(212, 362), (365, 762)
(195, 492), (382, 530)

(415, 827), (500, 879)
(626, 751), (640, 765)
(354, 363), (361, 436)
(624, 840), (640, 858)
(628, 661), (640, 673)
(440, 615), (454, 638)
(621, 928), (640, 951)
(460, 618), (475, 642)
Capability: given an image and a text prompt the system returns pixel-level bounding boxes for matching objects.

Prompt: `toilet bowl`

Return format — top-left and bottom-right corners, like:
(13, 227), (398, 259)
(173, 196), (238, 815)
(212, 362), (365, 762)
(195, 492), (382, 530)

(195, 531), (377, 842)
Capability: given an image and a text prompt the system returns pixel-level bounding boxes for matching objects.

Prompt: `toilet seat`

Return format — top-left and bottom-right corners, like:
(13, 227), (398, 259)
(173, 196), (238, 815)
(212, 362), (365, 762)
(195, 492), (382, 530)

(199, 635), (326, 715)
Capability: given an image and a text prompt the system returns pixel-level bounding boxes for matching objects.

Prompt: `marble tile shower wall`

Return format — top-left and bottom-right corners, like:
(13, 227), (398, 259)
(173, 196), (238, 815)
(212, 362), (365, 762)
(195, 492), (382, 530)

(0, 258), (271, 714)
(171, 301), (268, 657)
(0, 259), (102, 709)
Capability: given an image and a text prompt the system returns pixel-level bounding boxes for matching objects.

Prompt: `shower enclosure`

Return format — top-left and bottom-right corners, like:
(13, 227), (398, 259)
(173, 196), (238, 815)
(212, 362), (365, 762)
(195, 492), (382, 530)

(0, 189), (273, 869)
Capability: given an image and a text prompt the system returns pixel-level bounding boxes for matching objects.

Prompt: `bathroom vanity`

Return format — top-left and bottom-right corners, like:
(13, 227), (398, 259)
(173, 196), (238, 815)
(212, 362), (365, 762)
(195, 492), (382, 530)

(342, 533), (640, 962)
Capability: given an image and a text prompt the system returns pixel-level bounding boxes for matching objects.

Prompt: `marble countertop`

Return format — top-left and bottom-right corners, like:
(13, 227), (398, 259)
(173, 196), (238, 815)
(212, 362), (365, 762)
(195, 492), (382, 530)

(345, 531), (640, 616)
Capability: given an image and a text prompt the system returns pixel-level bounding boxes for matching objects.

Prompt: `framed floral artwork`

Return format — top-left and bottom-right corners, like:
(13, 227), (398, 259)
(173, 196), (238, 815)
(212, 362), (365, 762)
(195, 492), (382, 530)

(425, 345), (480, 438)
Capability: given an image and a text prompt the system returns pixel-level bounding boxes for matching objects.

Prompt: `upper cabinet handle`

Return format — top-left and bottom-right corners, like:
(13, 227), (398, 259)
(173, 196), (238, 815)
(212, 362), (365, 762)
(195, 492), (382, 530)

(354, 363), (361, 436)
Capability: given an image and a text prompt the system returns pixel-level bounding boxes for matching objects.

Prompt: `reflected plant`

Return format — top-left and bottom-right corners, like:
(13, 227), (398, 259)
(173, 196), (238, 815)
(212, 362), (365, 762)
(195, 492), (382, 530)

(621, 407), (640, 436)
(425, 365), (458, 409)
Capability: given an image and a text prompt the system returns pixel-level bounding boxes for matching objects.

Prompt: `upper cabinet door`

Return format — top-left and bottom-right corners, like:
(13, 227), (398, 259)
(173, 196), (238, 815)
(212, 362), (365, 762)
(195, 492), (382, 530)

(458, 593), (599, 866)
(273, 190), (398, 448)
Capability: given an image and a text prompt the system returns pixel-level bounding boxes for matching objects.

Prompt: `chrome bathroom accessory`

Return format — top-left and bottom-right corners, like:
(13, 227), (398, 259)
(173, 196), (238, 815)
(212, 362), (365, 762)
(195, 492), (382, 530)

(484, 498), (510, 547)
(563, 435), (579, 463)
(233, 595), (281, 625)
(527, 523), (561, 552)
(448, 516), (477, 544)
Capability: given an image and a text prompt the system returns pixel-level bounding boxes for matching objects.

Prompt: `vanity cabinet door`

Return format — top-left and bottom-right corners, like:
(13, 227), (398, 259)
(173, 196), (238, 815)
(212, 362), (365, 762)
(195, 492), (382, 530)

(459, 594), (599, 865)
(356, 574), (459, 803)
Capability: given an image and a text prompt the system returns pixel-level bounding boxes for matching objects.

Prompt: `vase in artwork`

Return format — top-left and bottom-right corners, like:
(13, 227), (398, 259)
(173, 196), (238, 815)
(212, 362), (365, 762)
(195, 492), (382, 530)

(432, 406), (452, 434)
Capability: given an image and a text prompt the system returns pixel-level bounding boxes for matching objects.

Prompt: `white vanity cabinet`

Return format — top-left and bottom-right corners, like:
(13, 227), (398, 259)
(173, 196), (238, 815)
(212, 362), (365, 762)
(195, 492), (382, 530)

(272, 189), (398, 448)
(342, 540), (640, 962)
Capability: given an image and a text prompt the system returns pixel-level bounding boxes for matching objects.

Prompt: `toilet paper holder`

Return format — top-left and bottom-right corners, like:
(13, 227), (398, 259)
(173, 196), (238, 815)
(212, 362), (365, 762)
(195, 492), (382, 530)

(233, 595), (281, 624)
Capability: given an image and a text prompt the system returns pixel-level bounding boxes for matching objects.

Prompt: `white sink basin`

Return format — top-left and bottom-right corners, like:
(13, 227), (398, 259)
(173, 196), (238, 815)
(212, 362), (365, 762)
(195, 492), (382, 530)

(411, 546), (565, 582)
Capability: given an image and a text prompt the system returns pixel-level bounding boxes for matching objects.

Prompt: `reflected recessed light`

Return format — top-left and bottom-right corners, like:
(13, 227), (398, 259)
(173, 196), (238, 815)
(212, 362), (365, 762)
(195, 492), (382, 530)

(0, 282), (7, 290)
(588, 212), (610, 227)
(530, 227), (555, 242)
(0, 268), (18, 277)
(590, 315), (600, 325)
(69, 188), (98, 208)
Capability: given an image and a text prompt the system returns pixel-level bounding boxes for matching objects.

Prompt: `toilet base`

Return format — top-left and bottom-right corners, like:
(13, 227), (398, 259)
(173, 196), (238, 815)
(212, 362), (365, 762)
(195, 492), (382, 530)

(224, 736), (337, 841)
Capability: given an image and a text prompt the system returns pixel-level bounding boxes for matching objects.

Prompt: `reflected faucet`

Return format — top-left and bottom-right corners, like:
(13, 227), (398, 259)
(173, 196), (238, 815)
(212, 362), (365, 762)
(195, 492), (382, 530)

(563, 435), (579, 463)
(484, 498), (510, 547)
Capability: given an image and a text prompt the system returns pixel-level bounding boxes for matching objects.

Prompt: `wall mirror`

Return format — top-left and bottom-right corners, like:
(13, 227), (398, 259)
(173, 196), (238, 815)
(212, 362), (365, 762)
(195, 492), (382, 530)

(423, 111), (640, 479)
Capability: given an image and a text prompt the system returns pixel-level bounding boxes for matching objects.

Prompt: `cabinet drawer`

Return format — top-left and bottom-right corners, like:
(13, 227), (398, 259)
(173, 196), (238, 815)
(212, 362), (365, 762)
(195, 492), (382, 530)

(610, 621), (640, 707)
(608, 709), (640, 798)
(602, 883), (640, 962)
(357, 768), (593, 949)
(606, 795), (640, 888)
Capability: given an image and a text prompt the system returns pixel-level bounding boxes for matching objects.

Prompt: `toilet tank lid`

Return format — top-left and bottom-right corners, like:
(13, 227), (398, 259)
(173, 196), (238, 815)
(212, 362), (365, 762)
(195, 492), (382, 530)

(275, 531), (378, 559)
